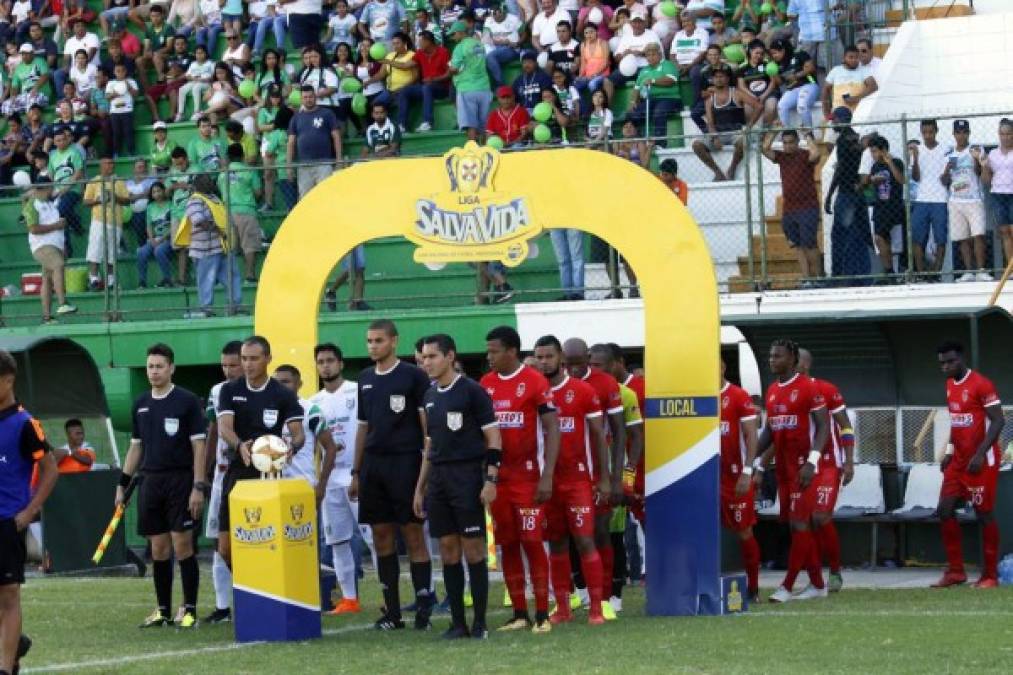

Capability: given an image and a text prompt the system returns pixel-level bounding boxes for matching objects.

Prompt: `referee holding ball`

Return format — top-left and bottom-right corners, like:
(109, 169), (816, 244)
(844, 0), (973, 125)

(215, 336), (304, 570)
(414, 334), (500, 640)
(119, 343), (208, 629)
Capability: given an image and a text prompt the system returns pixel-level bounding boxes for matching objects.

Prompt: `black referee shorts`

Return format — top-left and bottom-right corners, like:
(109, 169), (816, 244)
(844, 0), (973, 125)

(218, 463), (259, 532)
(359, 452), (423, 526)
(0, 519), (27, 586)
(426, 460), (486, 540)
(136, 471), (196, 537)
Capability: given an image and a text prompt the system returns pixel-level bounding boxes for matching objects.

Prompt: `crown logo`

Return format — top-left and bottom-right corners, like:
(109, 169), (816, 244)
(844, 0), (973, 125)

(243, 507), (262, 525)
(444, 144), (496, 195)
(290, 503), (304, 523)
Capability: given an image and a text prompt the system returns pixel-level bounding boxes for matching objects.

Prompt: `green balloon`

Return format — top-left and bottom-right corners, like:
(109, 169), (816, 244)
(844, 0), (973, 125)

(660, 1), (677, 17)
(532, 102), (552, 123)
(487, 135), (505, 149)
(723, 43), (746, 64)
(340, 77), (362, 93)
(287, 89), (302, 108)
(533, 124), (551, 143)
(765, 61), (780, 77)
(351, 93), (368, 116)
(238, 79), (257, 99)
(369, 42), (388, 61)
(760, 2), (773, 14)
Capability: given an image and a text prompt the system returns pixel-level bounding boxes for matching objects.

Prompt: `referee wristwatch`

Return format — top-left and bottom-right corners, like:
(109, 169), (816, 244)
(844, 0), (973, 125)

(193, 481), (211, 497)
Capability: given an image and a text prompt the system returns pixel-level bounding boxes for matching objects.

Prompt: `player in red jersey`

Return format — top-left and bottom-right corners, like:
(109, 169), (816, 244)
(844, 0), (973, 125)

(561, 339), (625, 620)
(719, 357), (762, 601)
(532, 335), (610, 625)
(753, 339), (831, 603)
(605, 343), (646, 521)
(932, 341), (1005, 589)
(479, 326), (560, 633)
(797, 349), (855, 593)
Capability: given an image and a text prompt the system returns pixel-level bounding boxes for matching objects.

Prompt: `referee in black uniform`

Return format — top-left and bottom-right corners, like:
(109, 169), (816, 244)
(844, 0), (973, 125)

(118, 343), (208, 629)
(350, 319), (434, 631)
(0, 348), (57, 675)
(215, 336), (304, 569)
(413, 334), (500, 640)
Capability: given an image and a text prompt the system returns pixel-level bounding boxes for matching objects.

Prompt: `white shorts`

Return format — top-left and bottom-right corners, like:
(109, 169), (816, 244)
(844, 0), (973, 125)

(204, 466), (227, 538)
(322, 484), (356, 545)
(948, 200), (986, 241)
(86, 221), (122, 265)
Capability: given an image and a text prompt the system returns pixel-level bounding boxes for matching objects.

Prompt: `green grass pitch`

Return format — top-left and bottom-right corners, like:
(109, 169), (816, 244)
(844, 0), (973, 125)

(15, 568), (1013, 674)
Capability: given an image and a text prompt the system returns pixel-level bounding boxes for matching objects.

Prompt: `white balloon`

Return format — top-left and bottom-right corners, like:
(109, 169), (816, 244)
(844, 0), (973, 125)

(423, 261), (446, 271)
(619, 54), (639, 77)
(537, 51), (549, 70)
(588, 7), (603, 24)
(12, 170), (31, 187)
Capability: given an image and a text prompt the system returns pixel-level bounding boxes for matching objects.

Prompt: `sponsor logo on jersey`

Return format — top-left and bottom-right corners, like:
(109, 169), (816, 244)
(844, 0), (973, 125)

(950, 412), (974, 428)
(496, 411), (525, 428)
(949, 402), (960, 412)
(390, 395), (405, 413)
(559, 416), (576, 433)
(769, 415), (799, 430)
(263, 409), (278, 427)
(962, 390), (969, 402)
(790, 390), (799, 402)
(164, 418), (179, 436)
(722, 396), (729, 409)
(516, 382), (526, 398)
(565, 389), (575, 404)
(447, 411), (463, 431)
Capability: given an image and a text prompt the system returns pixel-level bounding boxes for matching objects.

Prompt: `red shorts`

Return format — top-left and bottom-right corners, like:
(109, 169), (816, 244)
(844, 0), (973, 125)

(940, 460), (1000, 513)
(630, 458), (646, 523)
(490, 480), (545, 545)
(812, 465), (841, 515)
(777, 470), (820, 523)
(720, 479), (756, 532)
(544, 481), (595, 540)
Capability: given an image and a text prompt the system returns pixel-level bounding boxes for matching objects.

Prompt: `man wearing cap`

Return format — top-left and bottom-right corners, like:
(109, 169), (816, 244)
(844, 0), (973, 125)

(604, 10), (659, 102)
(24, 176), (78, 324)
(824, 106), (873, 280)
(531, 0), (570, 53)
(512, 51), (552, 113)
(1, 44), (51, 116)
(448, 21), (492, 143)
(286, 86), (343, 198)
(486, 86), (532, 147)
(943, 120), (992, 282)
(398, 30), (450, 133)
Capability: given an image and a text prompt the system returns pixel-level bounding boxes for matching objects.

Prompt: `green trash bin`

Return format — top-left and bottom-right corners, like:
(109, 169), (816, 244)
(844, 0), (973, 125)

(66, 267), (88, 294)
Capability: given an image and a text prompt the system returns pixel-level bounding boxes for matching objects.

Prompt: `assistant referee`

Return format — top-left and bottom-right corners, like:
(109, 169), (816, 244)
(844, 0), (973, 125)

(414, 334), (500, 640)
(119, 343), (208, 629)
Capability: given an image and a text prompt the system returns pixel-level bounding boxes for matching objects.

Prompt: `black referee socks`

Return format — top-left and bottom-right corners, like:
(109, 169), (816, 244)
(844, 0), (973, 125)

(467, 561), (489, 626)
(378, 554), (401, 620)
(179, 555), (199, 612)
(410, 561), (433, 600)
(152, 559), (172, 614)
(443, 562), (466, 628)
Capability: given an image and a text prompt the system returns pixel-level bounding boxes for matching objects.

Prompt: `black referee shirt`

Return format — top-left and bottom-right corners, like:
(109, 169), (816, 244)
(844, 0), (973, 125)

(424, 375), (497, 464)
(218, 377), (303, 468)
(131, 386), (207, 472)
(357, 361), (430, 455)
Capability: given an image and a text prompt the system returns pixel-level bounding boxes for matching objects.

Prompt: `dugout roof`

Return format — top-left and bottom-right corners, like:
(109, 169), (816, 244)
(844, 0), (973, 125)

(0, 336), (110, 417)
(728, 306), (1012, 407)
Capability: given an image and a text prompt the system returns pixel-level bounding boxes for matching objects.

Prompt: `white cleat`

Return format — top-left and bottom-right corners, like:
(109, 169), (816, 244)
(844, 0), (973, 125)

(609, 596), (623, 613)
(768, 586), (793, 603)
(793, 584), (829, 600)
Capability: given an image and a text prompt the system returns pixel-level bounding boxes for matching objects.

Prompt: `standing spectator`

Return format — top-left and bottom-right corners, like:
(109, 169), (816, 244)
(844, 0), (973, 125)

(82, 156), (130, 290)
(981, 118), (1013, 269)
(824, 106), (872, 282)
(53, 18), (99, 95)
(531, 0), (569, 54)
(821, 45), (876, 117)
(183, 173), (242, 315)
(683, 0), (724, 30)
(195, 0), (224, 56)
(670, 10), (708, 99)
(24, 176), (77, 323)
(485, 85), (531, 147)
(1, 43), (49, 115)
(125, 157), (156, 245)
(865, 135), (906, 280)
(482, 4), (523, 88)
(658, 158), (688, 205)
(358, 0), (405, 46)
(604, 10), (658, 101)
(149, 121), (178, 174)
(105, 61), (138, 157)
(324, 0), (358, 51)
(772, 38), (817, 128)
(574, 23), (609, 94)
(218, 143), (263, 282)
(188, 115), (225, 171)
(512, 50), (551, 113)
(691, 64), (745, 181)
(397, 30), (449, 133)
(167, 0), (200, 40)
(167, 146), (194, 284)
(763, 126), (823, 280)
(910, 119), (950, 279)
(287, 85), (343, 197)
(175, 44), (213, 122)
(787, 0), (832, 69)
(249, 0), (289, 57)
(448, 21), (492, 143)
(47, 126), (85, 250)
(136, 180), (176, 288)
(54, 419), (95, 472)
(410, 7), (441, 50)
(626, 43), (681, 146)
(286, 0), (326, 50)
(221, 0), (244, 39)
(944, 120), (991, 282)
(550, 222), (584, 300)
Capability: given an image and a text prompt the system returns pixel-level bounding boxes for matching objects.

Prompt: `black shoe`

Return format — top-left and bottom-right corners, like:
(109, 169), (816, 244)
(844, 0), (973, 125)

(470, 622), (489, 639)
(203, 607), (231, 624)
(441, 624), (470, 640)
(629, 286), (641, 298)
(414, 592), (435, 630)
(156, 278), (174, 288)
(374, 614), (406, 631)
(13, 633), (31, 673)
(325, 290), (337, 311)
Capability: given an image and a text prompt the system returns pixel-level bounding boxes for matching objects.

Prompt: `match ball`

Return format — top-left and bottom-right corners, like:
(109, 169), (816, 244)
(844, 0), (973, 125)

(251, 434), (288, 473)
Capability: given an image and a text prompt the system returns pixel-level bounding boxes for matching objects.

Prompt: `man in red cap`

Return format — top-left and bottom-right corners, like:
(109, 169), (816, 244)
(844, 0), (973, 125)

(486, 85), (532, 147)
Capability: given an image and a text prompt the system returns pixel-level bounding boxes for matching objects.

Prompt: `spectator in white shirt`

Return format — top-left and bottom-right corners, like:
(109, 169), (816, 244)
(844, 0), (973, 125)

(943, 119), (992, 281)
(856, 38), (881, 80)
(483, 4), (523, 87)
(603, 10), (658, 101)
(531, 0), (570, 53)
(670, 11), (708, 96)
(53, 19), (100, 94)
(981, 118), (1013, 269)
(683, 0), (725, 30)
(909, 119), (951, 277)
(821, 45), (876, 119)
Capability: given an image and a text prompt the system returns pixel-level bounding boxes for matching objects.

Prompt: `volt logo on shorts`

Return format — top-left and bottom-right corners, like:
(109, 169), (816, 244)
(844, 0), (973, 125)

(950, 413), (974, 428)
(496, 411), (525, 428)
(720, 420), (730, 435)
(769, 415), (799, 430)
(558, 417), (576, 433)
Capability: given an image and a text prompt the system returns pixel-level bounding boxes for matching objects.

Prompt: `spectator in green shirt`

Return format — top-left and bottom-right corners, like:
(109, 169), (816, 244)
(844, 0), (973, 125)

(139, 4), (175, 89)
(1, 44), (50, 115)
(627, 42), (682, 148)
(136, 181), (176, 288)
(47, 127), (85, 254)
(448, 21), (492, 142)
(187, 115), (224, 171)
(217, 143), (263, 282)
(167, 146), (194, 285)
(224, 120), (258, 165)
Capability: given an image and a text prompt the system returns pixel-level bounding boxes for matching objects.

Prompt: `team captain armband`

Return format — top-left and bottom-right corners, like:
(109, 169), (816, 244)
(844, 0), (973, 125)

(486, 448), (502, 467)
(839, 427), (855, 448)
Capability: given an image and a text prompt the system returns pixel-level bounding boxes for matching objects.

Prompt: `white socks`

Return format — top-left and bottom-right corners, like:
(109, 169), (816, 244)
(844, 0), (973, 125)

(332, 542), (357, 600)
(212, 551), (232, 610)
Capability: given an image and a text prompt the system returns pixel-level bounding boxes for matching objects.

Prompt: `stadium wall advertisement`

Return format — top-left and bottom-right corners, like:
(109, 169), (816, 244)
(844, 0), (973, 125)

(254, 143), (722, 616)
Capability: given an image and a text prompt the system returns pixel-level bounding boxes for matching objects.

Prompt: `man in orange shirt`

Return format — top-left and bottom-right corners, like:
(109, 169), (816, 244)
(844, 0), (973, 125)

(659, 159), (688, 205)
(53, 419), (95, 473)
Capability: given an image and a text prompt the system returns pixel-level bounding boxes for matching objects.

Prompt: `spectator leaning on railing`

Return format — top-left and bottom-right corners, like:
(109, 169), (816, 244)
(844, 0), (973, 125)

(824, 106), (872, 281)
(286, 85), (343, 197)
(910, 119), (950, 279)
(943, 120), (992, 282)
(980, 118), (1013, 270)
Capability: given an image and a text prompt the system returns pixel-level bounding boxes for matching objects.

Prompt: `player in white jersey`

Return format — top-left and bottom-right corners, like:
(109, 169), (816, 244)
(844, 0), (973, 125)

(312, 343), (364, 615)
(203, 341), (243, 624)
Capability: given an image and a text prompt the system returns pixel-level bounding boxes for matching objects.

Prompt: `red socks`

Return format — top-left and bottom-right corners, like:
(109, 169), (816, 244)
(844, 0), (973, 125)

(521, 540), (549, 613)
(597, 543), (614, 602)
(783, 529), (816, 591)
(940, 518), (965, 575)
(549, 551), (572, 609)
(982, 520), (1000, 580)
(500, 542), (527, 613)
(580, 550), (604, 610)
(815, 522), (842, 573)
(739, 536), (761, 595)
